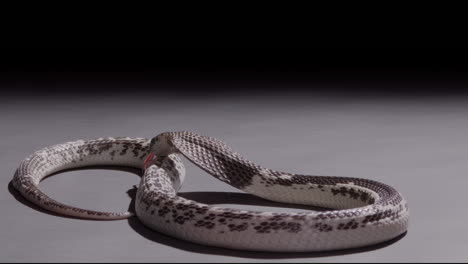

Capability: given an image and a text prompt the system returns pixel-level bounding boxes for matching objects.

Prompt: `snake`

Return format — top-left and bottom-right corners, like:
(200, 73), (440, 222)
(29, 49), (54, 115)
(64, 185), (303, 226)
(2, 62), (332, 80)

(12, 131), (409, 252)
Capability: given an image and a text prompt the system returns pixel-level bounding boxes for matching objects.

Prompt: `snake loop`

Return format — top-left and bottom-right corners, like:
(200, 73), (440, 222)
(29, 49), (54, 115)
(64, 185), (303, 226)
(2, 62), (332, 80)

(13, 132), (409, 252)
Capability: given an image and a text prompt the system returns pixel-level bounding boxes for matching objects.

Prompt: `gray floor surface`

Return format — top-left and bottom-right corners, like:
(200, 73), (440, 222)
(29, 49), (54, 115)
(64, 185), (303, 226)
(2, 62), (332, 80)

(1, 90), (466, 262)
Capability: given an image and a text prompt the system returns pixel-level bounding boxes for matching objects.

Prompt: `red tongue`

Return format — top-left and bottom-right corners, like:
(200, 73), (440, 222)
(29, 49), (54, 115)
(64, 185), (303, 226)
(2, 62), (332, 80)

(143, 153), (154, 169)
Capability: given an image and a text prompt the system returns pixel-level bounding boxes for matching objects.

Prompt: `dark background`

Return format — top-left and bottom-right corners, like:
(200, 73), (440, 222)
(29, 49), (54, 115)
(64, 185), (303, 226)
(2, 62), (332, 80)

(2, 48), (468, 96)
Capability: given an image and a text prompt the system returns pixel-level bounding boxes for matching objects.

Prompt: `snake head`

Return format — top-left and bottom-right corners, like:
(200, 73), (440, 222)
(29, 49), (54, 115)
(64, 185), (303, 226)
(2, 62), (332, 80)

(144, 133), (177, 169)
(148, 133), (176, 157)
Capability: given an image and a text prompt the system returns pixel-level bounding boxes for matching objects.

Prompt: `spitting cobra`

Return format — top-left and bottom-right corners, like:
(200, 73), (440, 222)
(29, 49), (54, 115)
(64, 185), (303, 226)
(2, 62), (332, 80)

(12, 131), (409, 252)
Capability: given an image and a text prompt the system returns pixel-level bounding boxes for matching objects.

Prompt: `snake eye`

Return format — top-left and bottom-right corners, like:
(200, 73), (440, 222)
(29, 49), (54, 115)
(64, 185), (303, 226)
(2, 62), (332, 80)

(150, 136), (160, 146)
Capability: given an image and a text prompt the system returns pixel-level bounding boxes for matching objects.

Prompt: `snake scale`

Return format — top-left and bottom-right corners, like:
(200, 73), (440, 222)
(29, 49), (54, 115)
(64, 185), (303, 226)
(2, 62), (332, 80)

(12, 131), (409, 252)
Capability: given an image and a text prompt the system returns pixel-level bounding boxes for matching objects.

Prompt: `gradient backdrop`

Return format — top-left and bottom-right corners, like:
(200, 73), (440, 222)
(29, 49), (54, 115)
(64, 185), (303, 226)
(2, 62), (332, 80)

(1, 49), (467, 262)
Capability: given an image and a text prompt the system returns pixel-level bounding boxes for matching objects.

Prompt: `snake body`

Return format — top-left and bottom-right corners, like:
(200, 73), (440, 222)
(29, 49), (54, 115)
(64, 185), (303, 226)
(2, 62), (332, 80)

(13, 131), (409, 252)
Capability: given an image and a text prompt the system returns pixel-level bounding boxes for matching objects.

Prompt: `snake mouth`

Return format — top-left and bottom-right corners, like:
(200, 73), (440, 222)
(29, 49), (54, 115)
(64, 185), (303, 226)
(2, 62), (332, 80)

(143, 152), (154, 170)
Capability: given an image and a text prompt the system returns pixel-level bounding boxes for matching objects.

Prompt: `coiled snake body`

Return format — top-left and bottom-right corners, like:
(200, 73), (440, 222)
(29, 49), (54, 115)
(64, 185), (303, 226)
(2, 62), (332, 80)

(13, 131), (409, 252)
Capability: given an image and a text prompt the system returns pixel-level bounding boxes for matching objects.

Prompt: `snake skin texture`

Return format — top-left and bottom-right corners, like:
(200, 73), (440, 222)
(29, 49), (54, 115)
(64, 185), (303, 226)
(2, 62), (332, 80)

(13, 131), (409, 252)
